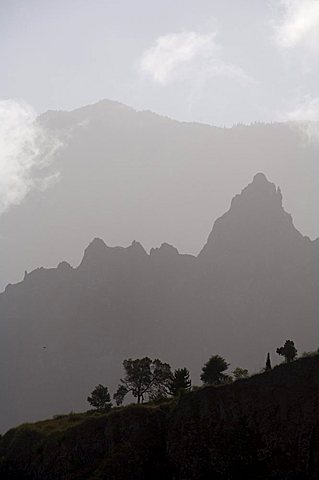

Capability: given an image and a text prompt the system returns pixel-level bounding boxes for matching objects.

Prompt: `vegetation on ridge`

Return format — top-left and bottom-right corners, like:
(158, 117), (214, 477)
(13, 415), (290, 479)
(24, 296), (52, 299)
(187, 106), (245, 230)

(86, 339), (306, 414)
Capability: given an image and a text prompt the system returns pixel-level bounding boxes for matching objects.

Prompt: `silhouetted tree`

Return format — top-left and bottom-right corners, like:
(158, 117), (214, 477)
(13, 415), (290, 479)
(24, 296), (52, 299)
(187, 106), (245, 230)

(200, 355), (230, 385)
(87, 384), (112, 412)
(265, 352), (272, 371)
(232, 367), (249, 380)
(276, 340), (297, 363)
(113, 357), (172, 405)
(168, 368), (191, 396)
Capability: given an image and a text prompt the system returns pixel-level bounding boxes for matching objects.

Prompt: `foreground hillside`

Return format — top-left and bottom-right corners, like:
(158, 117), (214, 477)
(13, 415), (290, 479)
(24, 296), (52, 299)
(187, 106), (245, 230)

(1, 355), (318, 479)
(0, 173), (318, 433)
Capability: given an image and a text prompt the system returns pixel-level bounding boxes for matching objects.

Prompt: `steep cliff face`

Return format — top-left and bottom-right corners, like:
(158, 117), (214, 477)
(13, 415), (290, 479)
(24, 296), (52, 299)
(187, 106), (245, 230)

(1, 356), (319, 480)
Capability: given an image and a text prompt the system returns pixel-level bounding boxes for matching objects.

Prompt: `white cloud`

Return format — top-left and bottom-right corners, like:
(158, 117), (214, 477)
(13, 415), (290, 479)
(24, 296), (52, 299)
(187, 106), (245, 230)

(284, 96), (319, 142)
(0, 99), (61, 215)
(139, 31), (251, 86)
(286, 95), (319, 121)
(274, 0), (319, 50)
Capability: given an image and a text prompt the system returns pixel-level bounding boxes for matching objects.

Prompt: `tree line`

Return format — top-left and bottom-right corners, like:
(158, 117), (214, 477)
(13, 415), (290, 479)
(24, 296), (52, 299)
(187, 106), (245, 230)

(87, 339), (299, 412)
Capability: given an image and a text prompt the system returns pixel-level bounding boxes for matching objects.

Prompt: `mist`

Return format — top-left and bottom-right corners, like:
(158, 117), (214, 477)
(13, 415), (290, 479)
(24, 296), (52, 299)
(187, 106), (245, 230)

(0, 99), (61, 215)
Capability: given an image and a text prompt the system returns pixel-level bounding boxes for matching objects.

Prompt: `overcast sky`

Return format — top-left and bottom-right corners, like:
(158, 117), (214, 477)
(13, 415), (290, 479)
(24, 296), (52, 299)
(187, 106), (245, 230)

(1, 0), (319, 125)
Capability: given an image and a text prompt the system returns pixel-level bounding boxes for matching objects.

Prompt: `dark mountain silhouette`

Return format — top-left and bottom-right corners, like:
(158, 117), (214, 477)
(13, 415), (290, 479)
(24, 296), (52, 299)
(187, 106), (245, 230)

(0, 99), (318, 291)
(0, 174), (318, 433)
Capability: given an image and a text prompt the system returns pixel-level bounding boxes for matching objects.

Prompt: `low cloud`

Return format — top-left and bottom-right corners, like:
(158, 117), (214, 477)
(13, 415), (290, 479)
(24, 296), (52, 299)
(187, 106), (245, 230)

(0, 99), (61, 215)
(287, 95), (319, 121)
(283, 96), (319, 143)
(139, 31), (251, 86)
(273, 0), (319, 50)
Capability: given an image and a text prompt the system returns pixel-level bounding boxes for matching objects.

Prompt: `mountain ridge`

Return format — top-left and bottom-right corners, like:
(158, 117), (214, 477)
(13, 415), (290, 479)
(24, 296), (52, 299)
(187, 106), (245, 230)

(1, 98), (319, 292)
(4, 172), (315, 292)
(0, 173), (318, 433)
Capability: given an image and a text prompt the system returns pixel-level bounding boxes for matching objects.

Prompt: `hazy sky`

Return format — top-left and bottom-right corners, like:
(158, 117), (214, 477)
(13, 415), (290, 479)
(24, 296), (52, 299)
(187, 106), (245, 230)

(1, 0), (319, 125)
(1, 1), (319, 227)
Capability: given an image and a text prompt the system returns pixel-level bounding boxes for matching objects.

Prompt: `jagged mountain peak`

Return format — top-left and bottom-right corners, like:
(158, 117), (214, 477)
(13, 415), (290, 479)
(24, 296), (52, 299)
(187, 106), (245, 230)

(78, 237), (148, 273)
(84, 237), (107, 253)
(150, 243), (179, 258)
(127, 240), (148, 256)
(57, 261), (73, 271)
(253, 171), (268, 181)
(199, 173), (304, 261)
(230, 172), (283, 210)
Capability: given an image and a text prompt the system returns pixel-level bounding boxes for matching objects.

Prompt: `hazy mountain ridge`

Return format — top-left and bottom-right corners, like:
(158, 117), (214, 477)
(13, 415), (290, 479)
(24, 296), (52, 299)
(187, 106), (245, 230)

(0, 173), (318, 433)
(1, 99), (318, 292)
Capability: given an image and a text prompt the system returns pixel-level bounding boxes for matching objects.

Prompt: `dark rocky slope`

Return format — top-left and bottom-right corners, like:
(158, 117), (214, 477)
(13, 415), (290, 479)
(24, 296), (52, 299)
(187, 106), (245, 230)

(1, 355), (319, 479)
(168, 355), (319, 479)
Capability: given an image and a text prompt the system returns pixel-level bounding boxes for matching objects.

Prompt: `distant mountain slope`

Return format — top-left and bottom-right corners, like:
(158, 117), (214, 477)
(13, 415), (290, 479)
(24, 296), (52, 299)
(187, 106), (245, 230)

(0, 99), (318, 291)
(0, 174), (318, 433)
